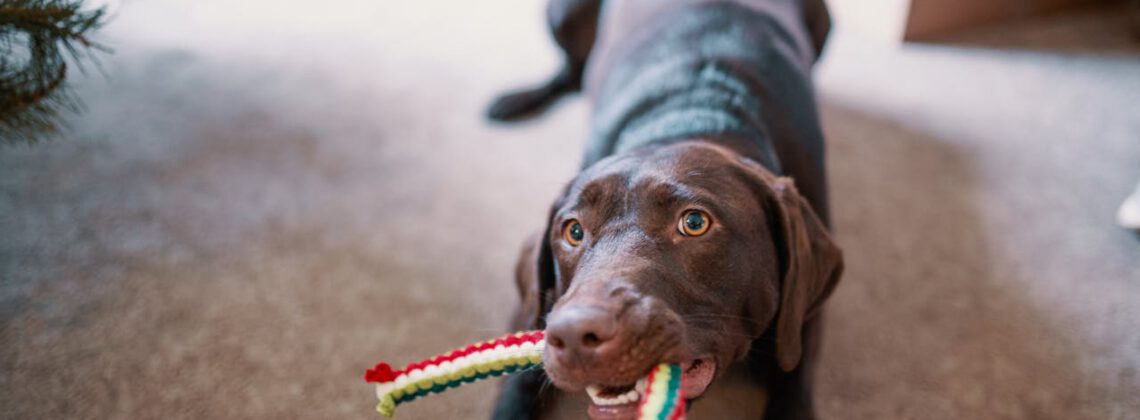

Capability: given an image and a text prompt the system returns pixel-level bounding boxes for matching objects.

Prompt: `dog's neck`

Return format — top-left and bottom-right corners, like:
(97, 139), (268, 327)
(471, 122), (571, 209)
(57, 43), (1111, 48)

(584, 57), (782, 174)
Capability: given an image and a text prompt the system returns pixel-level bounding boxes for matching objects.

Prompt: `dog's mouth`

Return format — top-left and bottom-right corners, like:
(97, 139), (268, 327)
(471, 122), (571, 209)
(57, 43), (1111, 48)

(584, 357), (716, 420)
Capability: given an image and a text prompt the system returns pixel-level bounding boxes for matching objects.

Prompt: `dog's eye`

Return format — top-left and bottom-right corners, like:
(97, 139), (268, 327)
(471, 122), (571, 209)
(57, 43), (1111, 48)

(679, 210), (711, 237)
(562, 219), (584, 246)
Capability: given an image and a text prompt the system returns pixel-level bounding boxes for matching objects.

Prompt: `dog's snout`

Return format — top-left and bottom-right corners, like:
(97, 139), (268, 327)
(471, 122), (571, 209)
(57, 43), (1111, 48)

(545, 305), (617, 360)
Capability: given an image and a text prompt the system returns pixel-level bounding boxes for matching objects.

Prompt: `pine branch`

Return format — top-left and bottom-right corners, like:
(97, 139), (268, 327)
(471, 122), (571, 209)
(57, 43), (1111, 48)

(1, 0), (108, 145)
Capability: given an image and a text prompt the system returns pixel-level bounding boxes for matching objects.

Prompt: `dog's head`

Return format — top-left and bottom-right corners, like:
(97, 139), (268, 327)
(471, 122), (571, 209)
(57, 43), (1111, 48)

(513, 141), (842, 419)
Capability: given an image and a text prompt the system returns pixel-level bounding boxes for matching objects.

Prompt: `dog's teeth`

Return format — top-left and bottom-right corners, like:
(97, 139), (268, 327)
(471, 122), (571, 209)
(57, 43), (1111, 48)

(586, 383), (642, 406)
(587, 385), (618, 406)
(635, 378), (648, 395)
(586, 385), (602, 400)
(625, 388), (640, 401)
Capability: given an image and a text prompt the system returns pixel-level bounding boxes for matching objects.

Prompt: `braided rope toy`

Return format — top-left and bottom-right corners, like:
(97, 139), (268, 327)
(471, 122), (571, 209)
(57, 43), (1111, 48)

(363, 330), (685, 420)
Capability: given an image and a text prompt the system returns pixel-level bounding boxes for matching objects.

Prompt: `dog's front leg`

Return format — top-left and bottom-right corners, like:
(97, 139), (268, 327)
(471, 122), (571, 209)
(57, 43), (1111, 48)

(490, 231), (559, 419)
(758, 315), (824, 420)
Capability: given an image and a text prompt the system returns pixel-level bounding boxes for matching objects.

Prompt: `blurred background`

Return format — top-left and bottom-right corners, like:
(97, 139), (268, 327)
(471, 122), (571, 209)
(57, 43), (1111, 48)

(1, 0), (1138, 418)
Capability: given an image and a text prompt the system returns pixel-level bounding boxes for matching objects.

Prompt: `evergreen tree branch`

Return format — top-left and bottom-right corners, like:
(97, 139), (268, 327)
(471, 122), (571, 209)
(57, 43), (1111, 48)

(1, 0), (108, 145)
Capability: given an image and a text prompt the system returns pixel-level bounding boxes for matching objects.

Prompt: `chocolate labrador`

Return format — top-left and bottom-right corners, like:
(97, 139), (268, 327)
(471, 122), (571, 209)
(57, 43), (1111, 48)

(487, 1), (841, 419)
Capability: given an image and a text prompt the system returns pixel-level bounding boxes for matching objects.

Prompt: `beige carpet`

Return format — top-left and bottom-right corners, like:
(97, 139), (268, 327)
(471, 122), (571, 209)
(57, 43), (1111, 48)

(2, 0), (1138, 419)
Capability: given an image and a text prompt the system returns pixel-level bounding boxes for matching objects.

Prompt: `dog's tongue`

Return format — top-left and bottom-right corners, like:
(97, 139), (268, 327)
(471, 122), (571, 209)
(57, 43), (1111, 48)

(681, 357), (717, 398)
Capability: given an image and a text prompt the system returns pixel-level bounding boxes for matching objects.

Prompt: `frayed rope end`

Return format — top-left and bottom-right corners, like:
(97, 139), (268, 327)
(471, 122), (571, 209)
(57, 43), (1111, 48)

(375, 394), (396, 417)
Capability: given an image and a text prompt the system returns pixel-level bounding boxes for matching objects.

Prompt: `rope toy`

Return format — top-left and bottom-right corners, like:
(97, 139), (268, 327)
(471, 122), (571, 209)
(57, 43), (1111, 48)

(364, 330), (685, 419)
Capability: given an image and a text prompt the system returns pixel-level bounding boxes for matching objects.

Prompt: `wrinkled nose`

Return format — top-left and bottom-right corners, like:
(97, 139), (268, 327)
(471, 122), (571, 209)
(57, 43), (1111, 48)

(545, 305), (618, 362)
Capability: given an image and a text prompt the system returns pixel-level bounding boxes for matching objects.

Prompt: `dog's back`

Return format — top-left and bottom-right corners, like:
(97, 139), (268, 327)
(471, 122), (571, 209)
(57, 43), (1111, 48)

(583, 0), (833, 220)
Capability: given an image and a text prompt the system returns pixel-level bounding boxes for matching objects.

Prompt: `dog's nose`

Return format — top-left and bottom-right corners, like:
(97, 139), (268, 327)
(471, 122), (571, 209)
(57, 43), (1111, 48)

(545, 305), (617, 361)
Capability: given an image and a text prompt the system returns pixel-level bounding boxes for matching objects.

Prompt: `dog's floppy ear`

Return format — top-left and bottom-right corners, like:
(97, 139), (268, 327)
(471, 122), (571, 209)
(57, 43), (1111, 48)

(802, 0), (831, 60)
(765, 176), (843, 372)
(510, 207), (560, 331)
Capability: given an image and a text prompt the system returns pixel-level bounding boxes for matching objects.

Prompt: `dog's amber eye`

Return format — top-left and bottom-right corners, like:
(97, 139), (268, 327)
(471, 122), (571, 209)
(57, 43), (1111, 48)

(679, 210), (711, 237)
(563, 219), (584, 246)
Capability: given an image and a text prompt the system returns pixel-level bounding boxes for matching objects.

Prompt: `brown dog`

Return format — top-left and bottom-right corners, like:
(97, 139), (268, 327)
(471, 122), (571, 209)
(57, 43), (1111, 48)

(488, 1), (840, 419)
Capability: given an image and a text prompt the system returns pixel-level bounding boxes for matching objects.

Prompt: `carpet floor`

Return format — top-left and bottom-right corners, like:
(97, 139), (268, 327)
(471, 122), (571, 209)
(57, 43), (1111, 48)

(2, 0), (1137, 419)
